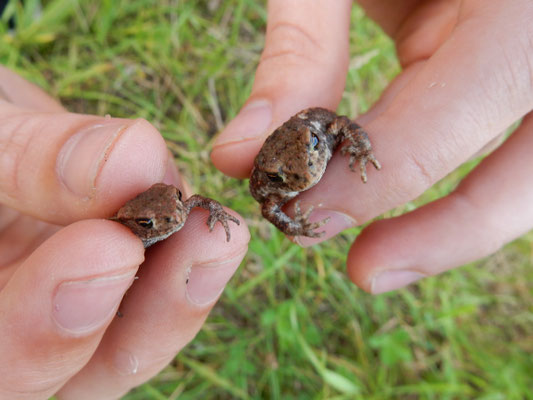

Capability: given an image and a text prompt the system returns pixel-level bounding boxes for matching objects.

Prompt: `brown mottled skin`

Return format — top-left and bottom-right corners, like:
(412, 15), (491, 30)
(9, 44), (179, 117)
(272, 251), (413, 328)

(111, 183), (240, 247)
(250, 107), (381, 238)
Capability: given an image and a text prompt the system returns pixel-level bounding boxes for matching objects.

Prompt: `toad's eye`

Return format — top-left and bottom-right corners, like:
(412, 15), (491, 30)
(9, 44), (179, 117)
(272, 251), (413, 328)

(266, 173), (283, 183)
(178, 190), (183, 201)
(136, 218), (154, 229)
(310, 134), (319, 149)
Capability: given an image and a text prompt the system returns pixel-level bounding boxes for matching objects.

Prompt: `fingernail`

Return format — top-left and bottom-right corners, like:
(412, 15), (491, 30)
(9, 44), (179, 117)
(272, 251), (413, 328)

(114, 348), (139, 376)
(371, 270), (425, 294)
(57, 121), (128, 197)
(294, 209), (356, 247)
(185, 253), (244, 305)
(53, 270), (136, 334)
(214, 100), (272, 146)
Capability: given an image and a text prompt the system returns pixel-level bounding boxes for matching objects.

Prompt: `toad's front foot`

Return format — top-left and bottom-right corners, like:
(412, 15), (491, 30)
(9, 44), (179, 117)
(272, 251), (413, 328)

(341, 127), (381, 183)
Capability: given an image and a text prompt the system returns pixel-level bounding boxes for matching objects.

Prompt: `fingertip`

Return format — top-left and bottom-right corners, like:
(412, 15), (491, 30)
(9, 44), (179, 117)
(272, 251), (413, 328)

(211, 138), (261, 178)
(55, 210), (248, 399)
(394, 0), (458, 68)
(292, 209), (355, 247)
(95, 118), (169, 214)
(0, 66), (65, 112)
(345, 219), (421, 293)
(213, 100), (273, 148)
(144, 207), (248, 309)
(346, 223), (383, 292)
(0, 220), (144, 398)
(30, 219), (145, 278)
(211, 99), (273, 178)
(0, 111), (169, 223)
(155, 205), (251, 294)
(211, 0), (354, 179)
(24, 219), (145, 335)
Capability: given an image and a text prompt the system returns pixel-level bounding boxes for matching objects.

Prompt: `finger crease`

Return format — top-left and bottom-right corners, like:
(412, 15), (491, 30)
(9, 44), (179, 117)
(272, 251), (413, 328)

(268, 21), (323, 52)
(450, 190), (506, 254)
(261, 22), (325, 66)
(406, 152), (434, 192)
(260, 49), (320, 66)
(0, 120), (25, 196)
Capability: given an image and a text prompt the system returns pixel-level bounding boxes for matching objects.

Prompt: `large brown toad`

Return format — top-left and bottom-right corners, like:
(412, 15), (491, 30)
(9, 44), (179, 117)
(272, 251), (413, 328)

(249, 108), (381, 238)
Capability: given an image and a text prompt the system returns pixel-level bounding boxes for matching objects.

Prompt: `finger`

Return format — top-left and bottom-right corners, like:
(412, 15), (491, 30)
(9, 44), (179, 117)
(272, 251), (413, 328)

(348, 112), (533, 293)
(0, 212), (60, 289)
(392, 0), (460, 67)
(358, 0), (460, 67)
(58, 209), (249, 399)
(356, 0), (423, 37)
(0, 66), (65, 111)
(294, 0), (533, 244)
(162, 150), (192, 197)
(211, 0), (353, 178)
(0, 100), (169, 223)
(0, 220), (144, 399)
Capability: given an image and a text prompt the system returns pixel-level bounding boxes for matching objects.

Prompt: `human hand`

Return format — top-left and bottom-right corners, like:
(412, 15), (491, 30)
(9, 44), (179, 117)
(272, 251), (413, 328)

(211, 0), (533, 293)
(0, 66), (249, 399)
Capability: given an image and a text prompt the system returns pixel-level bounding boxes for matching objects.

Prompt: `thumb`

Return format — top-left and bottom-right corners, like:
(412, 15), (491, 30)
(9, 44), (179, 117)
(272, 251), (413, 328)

(0, 66), (169, 224)
(0, 102), (168, 223)
(211, 0), (353, 178)
(0, 220), (143, 399)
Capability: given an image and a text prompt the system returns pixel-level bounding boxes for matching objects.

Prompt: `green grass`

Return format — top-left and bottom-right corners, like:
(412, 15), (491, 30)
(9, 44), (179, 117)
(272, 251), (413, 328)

(2, 1), (533, 399)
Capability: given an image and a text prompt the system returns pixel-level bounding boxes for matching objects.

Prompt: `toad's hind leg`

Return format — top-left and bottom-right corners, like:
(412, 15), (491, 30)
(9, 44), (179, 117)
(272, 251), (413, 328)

(292, 201), (330, 238)
(261, 199), (329, 238)
(184, 195), (240, 242)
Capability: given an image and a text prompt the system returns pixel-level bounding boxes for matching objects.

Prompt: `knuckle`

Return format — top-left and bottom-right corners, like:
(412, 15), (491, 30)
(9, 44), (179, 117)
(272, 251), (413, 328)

(400, 151), (436, 199)
(449, 191), (506, 255)
(0, 111), (35, 198)
(0, 361), (70, 398)
(523, 27), (533, 95)
(260, 22), (325, 66)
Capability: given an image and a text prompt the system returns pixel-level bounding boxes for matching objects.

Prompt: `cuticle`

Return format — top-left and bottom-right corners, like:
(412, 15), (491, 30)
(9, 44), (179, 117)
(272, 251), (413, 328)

(90, 122), (129, 189)
(58, 268), (137, 287)
(190, 248), (247, 269)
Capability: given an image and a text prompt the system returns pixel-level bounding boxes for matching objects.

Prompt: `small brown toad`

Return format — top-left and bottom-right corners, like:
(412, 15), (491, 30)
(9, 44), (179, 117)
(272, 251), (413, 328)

(111, 183), (239, 247)
(249, 107), (381, 238)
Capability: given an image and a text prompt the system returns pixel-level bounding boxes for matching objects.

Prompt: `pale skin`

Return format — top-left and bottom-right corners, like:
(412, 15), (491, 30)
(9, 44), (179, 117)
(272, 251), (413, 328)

(211, 0), (533, 293)
(0, 66), (249, 399)
(2, 0), (533, 398)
